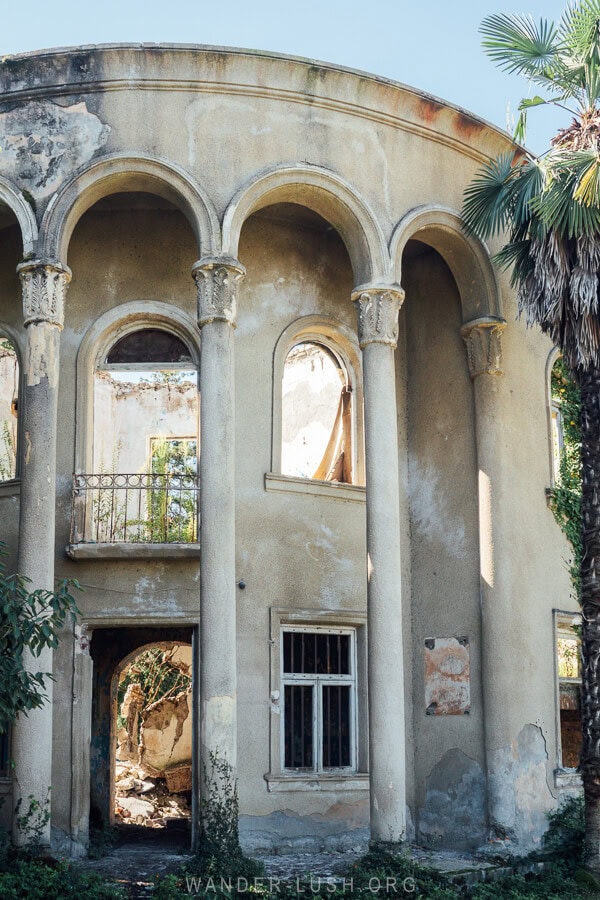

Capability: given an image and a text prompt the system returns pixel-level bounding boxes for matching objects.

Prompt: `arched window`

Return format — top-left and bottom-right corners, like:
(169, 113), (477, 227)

(282, 341), (354, 483)
(0, 334), (19, 482)
(269, 317), (364, 492)
(72, 322), (199, 547)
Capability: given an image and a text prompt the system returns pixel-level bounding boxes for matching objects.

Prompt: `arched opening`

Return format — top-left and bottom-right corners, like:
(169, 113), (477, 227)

(67, 192), (201, 548)
(282, 341), (353, 483)
(113, 642), (193, 834)
(90, 625), (195, 846)
(236, 202), (365, 490)
(0, 335), (19, 481)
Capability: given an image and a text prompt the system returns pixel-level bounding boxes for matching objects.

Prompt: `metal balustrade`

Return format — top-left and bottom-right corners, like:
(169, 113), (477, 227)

(70, 472), (200, 544)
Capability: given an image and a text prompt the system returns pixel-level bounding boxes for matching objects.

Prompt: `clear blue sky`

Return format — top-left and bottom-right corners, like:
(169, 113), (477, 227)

(0, 0), (568, 155)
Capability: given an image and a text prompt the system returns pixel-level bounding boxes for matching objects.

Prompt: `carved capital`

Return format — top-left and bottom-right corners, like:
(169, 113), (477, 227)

(18, 259), (71, 329)
(192, 256), (246, 328)
(351, 286), (405, 349)
(460, 317), (507, 378)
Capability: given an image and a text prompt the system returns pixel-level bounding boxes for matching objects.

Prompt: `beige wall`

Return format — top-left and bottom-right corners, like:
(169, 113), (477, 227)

(0, 45), (577, 854)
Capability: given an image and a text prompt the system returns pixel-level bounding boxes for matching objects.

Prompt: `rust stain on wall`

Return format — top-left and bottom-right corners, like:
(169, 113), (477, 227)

(424, 636), (470, 715)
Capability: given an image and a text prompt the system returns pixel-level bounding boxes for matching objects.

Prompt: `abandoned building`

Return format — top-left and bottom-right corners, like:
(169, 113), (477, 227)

(0, 44), (582, 857)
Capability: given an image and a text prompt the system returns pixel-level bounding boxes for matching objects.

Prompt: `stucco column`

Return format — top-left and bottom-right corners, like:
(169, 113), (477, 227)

(353, 285), (407, 846)
(460, 316), (507, 837)
(11, 259), (71, 845)
(192, 257), (245, 791)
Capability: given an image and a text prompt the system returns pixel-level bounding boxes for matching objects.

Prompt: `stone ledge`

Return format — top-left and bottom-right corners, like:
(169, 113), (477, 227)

(265, 473), (366, 502)
(0, 479), (20, 497)
(66, 542), (201, 560)
(264, 773), (369, 793)
(554, 768), (582, 789)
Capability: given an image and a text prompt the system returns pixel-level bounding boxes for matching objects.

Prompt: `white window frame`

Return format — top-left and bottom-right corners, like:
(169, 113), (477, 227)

(280, 624), (357, 775)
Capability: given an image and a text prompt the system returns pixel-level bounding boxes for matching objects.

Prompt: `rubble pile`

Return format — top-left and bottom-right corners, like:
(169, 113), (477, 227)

(114, 761), (191, 828)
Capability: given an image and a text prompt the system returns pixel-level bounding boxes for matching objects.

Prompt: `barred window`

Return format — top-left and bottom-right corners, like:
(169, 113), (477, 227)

(282, 627), (356, 772)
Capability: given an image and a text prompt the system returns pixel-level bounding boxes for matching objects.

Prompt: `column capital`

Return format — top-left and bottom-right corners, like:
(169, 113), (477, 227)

(17, 259), (72, 329)
(351, 285), (405, 350)
(192, 256), (246, 328)
(460, 317), (507, 378)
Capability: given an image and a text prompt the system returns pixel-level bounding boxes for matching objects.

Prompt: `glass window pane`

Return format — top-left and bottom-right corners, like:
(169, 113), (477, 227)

(322, 685), (351, 768)
(284, 684), (313, 768)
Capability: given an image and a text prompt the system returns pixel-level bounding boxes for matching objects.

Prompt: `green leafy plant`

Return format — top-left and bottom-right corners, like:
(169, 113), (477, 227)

(13, 791), (51, 858)
(0, 543), (81, 733)
(548, 358), (582, 601)
(543, 794), (585, 869)
(117, 646), (191, 737)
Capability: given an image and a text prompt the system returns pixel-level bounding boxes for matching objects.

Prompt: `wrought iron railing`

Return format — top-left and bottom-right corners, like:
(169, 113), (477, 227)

(70, 473), (200, 544)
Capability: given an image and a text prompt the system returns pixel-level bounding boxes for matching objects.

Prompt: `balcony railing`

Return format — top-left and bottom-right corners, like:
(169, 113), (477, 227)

(70, 473), (200, 545)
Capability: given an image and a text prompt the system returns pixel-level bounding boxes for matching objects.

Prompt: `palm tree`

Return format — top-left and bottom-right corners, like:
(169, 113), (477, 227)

(461, 0), (600, 874)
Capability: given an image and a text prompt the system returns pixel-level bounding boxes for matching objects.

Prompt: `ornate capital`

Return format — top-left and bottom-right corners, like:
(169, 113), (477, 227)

(192, 256), (246, 328)
(460, 317), (507, 378)
(17, 259), (71, 329)
(351, 285), (405, 349)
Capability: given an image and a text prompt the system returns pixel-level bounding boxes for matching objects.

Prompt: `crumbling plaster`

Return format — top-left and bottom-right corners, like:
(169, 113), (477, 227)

(0, 44), (577, 853)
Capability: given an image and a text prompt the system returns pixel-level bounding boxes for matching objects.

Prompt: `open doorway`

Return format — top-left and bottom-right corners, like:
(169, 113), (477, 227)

(113, 643), (193, 832)
(90, 626), (195, 846)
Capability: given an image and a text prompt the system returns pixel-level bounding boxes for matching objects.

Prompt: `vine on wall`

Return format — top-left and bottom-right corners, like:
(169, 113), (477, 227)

(548, 357), (582, 603)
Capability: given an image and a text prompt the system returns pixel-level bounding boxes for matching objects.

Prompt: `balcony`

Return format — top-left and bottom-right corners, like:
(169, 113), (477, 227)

(67, 472), (201, 560)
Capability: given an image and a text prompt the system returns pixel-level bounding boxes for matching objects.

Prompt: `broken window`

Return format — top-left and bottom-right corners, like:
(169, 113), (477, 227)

(281, 342), (353, 483)
(556, 614), (582, 770)
(73, 326), (199, 544)
(282, 627), (356, 772)
(0, 336), (18, 481)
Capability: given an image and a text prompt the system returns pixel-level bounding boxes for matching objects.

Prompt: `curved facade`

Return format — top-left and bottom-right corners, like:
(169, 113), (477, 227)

(0, 45), (578, 856)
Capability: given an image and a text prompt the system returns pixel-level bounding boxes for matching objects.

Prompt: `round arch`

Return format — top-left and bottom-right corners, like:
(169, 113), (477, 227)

(75, 300), (201, 475)
(390, 205), (501, 322)
(222, 164), (390, 285)
(109, 639), (193, 826)
(0, 175), (38, 256)
(271, 314), (365, 484)
(39, 152), (220, 263)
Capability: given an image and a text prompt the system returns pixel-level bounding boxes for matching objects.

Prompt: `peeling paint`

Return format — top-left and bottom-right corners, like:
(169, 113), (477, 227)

(488, 724), (554, 848)
(0, 100), (110, 202)
(419, 749), (486, 850)
(409, 460), (466, 558)
(25, 322), (60, 388)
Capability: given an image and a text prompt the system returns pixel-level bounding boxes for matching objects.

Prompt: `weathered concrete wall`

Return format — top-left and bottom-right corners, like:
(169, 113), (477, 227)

(0, 44), (578, 854)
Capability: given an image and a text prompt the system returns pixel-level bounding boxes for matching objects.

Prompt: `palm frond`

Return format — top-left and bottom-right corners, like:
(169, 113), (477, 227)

(560, 0), (600, 60)
(480, 14), (559, 78)
(462, 153), (521, 239)
(531, 159), (600, 236)
(493, 239), (534, 287)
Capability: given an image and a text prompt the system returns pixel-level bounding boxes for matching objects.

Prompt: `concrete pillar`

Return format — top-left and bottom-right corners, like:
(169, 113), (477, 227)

(192, 257), (245, 790)
(352, 284), (407, 847)
(11, 259), (71, 845)
(460, 316), (508, 837)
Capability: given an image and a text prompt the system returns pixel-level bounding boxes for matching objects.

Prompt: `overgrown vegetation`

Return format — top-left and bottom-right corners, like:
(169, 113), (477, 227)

(548, 357), (583, 602)
(117, 646), (191, 737)
(0, 542), (80, 733)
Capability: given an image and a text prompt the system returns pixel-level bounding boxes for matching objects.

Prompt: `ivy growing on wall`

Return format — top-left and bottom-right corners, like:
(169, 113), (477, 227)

(548, 358), (582, 603)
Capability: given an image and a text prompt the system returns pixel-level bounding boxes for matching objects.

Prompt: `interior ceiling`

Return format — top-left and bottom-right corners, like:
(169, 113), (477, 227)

(402, 238), (434, 261)
(0, 202), (18, 230)
(253, 202), (335, 233)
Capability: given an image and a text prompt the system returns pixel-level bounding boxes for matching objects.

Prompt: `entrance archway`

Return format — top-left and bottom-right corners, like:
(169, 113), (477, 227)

(90, 626), (195, 846)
